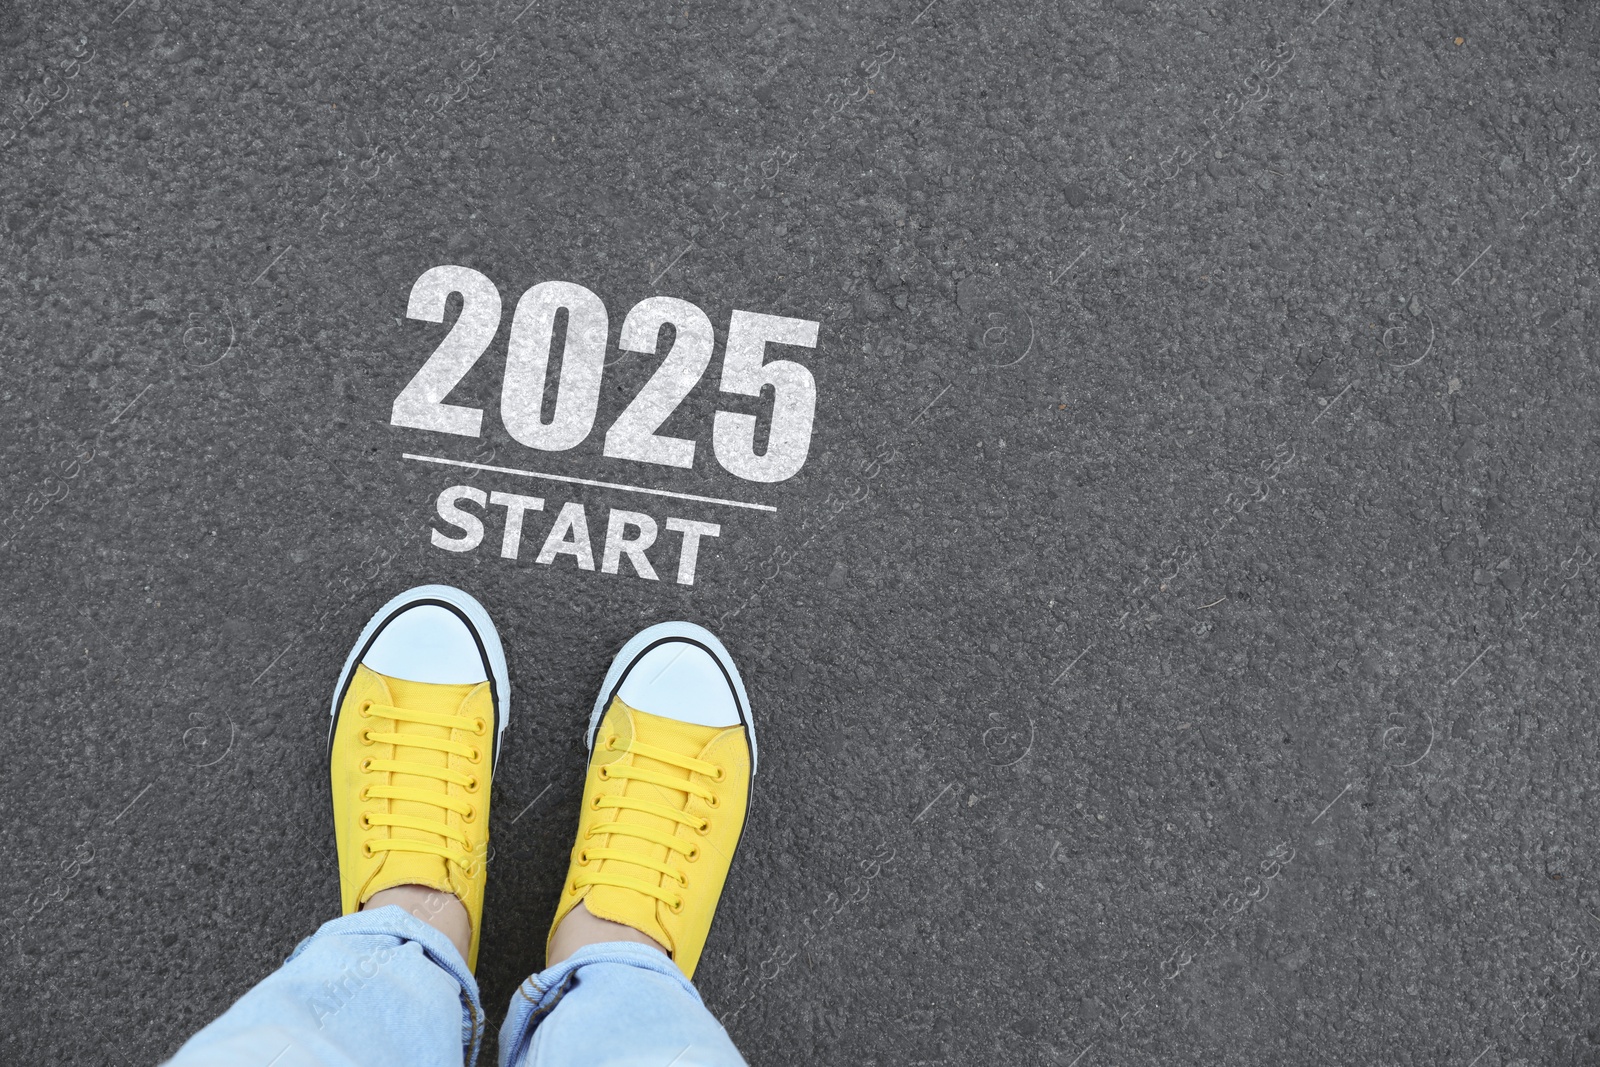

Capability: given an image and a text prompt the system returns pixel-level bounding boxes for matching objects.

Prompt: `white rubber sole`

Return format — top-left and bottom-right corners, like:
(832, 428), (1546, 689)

(327, 584), (512, 771)
(586, 621), (757, 774)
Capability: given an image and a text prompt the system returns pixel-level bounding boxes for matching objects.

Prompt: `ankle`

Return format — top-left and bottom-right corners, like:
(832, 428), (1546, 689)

(363, 885), (472, 964)
(547, 902), (667, 967)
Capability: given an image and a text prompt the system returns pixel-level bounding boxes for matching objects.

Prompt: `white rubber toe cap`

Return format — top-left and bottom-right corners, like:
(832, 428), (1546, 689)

(589, 620), (755, 771)
(362, 603), (490, 685)
(330, 584), (510, 768)
(618, 642), (741, 728)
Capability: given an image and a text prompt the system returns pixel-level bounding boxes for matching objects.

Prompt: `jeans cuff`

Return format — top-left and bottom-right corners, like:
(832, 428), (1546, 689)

(290, 906), (487, 1065)
(499, 942), (699, 1063)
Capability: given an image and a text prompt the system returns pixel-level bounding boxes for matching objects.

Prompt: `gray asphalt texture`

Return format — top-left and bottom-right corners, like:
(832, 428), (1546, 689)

(5, 0), (1600, 1063)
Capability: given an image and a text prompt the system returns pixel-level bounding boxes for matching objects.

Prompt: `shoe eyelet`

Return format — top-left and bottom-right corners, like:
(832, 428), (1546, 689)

(669, 897), (684, 914)
(603, 736), (616, 751)
(578, 849), (591, 866)
(463, 804), (475, 821)
(358, 701), (373, 718)
(361, 842), (375, 858)
(686, 845), (700, 862)
(465, 776), (480, 794)
(359, 812), (373, 830)
(358, 786), (371, 802)
(696, 819), (710, 836)
(360, 729), (375, 746)
(597, 766), (610, 782)
(677, 873), (689, 888)
(711, 766), (726, 782)
(473, 717), (487, 736)
(359, 758), (373, 774)
(467, 747), (481, 762)
(591, 795), (604, 811)
(706, 795), (721, 810)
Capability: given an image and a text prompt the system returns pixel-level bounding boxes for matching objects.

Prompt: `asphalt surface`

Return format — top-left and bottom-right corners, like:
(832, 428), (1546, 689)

(5, 0), (1600, 1063)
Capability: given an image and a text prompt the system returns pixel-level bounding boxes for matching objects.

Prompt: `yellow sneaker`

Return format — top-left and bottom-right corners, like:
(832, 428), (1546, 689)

(328, 585), (510, 971)
(548, 622), (755, 979)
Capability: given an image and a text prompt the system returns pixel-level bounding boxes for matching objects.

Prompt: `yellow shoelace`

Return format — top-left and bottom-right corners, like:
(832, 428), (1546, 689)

(358, 701), (486, 870)
(574, 734), (724, 911)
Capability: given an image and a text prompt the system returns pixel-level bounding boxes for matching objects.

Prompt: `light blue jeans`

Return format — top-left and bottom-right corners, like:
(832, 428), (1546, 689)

(163, 906), (745, 1066)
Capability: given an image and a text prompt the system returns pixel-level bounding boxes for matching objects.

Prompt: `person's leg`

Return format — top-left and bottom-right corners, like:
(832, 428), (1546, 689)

(499, 939), (743, 1066)
(163, 905), (481, 1067)
(499, 622), (754, 1067)
(165, 585), (512, 1066)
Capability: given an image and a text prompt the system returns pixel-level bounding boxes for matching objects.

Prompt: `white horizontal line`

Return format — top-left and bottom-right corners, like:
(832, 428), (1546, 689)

(402, 453), (779, 513)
